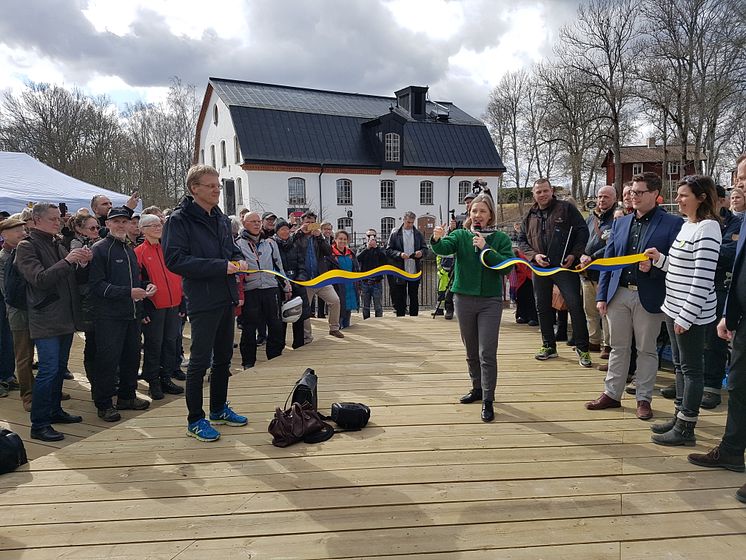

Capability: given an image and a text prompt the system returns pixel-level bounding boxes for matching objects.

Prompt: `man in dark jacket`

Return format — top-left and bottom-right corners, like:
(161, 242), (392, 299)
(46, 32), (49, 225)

(89, 206), (153, 422)
(357, 228), (388, 319)
(386, 211), (428, 316)
(274, 218), (309, 349)
(518, 179), (591, 366)
(16, 203), (90, 441)
(162, 164), (248, 442)
(579, 185), (616, 355)
(700, 185), (743, 408)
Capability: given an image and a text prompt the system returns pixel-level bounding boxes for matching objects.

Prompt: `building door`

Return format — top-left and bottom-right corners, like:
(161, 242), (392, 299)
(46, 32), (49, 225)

(223, 178), (236, 216)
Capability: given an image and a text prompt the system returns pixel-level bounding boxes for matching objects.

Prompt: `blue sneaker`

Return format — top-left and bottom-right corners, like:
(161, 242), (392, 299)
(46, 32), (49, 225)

(186, 418), (221, 442)
(209, 402), (248, 426)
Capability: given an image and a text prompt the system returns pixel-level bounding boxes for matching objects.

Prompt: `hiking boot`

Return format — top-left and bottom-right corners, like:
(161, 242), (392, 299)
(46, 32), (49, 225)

(660, 384), (676, 399)
(535, 346), (558, 361)
(651, 418), (696, 447)
(149, 380), (164, 400)
(97, 407), (121, 422)
(187, 418), (221, 442)
(161, 377), (184, 395)
(481, 400), (495, 422)
(600, 346), (611, 360)
(636, 400), (653, 420)
(459, 388), (482, 404)
(687, 446), (745, 473)
(329, 330), (345, 339)
(116, 397), (150, 411)
(209, 402), (248, 426)
(576, 348), (592, 368)
(585, 393), (621, 410)
(700, 391), (721, 409)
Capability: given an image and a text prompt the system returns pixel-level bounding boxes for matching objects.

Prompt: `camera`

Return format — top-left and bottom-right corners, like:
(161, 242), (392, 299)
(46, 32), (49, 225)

(472, 179), (487, 195)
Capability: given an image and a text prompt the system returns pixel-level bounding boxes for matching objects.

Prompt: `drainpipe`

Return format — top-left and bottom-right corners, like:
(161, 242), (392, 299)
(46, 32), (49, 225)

(318, 163), (325, 220)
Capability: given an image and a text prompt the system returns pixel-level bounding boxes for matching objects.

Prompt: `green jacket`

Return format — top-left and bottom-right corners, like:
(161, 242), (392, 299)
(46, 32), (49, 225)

(430, 229), (514, 297)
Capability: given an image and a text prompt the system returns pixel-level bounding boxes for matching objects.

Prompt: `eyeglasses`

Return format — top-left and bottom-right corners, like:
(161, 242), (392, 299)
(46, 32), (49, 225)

(195, 183), (222, 190)
(141, 224), (163, 229)
(629, 189), (652, 198)
(84, 226), (98, 232)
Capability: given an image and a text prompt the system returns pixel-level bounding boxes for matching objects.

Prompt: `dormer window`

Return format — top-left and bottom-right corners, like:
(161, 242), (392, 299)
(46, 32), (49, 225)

(384, 133), (400, 162)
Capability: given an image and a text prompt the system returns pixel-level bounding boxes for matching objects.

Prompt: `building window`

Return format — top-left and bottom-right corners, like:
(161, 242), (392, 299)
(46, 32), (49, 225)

(420, 180), (433, 205)
(337, 217), (352, 232)
(288, 177), (306, 206)
(384, 133), (400, 162)
(381, 180), (395, 208)
(200, 149), (204, 164)
(210, 145), (216, 168)
(220, 140), (227, 168)
(236, 177), (244, 206)
(234, 136), (241, 164)
(632, 163), (643, 176)
(381, 217), (395, 240)
(213, 105), (219, 125)
(458, 180), (471, 204)
(336, 179), (352, 205)
(667, 161), (680, 176)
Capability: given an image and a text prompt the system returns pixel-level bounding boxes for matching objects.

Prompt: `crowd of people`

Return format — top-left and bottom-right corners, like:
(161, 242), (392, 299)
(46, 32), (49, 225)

(1, 157), (745, 503)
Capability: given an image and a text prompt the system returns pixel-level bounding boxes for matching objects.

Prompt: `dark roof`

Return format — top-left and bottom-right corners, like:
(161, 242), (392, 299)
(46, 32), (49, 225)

(614, 145), (707, 164)
(210, 78), (504, 171)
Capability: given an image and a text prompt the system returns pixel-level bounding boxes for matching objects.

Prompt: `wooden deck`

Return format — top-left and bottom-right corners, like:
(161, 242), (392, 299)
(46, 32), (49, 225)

(1, 314), (744, 559)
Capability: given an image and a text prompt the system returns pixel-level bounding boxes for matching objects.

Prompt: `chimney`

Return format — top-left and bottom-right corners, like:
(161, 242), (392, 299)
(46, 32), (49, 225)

(647, 137), (656, 148)
(395, 86), (428, 119)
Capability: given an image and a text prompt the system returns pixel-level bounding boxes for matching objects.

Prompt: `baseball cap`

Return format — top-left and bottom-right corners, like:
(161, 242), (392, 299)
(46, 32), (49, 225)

(464, 192), (477, 201)
(262, 211), (277, 220)
(107, 206), (134, 220)
(274, 218), (290, 232)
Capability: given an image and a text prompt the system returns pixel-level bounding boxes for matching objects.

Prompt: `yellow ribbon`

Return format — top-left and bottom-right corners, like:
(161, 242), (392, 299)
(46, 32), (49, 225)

(480, 251), (647, 277)
(234, 264), (421, 288)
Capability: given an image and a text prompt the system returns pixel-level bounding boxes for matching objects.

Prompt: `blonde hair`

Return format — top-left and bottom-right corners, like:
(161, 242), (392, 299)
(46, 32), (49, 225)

(186, 164), (219, 195)
(463, 193), (497, 229)
(730, 187), (745, 212)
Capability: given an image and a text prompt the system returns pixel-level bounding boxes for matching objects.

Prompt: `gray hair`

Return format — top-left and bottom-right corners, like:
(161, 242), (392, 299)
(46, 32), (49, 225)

(229, 215), (242, 236)
(403, 211), (416, 220)
(32, 202), (58, 222)
(139, 214), (161, 229)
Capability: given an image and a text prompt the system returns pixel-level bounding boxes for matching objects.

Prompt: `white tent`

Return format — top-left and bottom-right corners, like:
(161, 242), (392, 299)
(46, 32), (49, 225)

(0, 152), (136, 214)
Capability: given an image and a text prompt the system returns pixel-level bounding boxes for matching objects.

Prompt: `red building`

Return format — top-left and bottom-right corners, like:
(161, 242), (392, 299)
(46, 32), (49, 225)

(601, 139), (706, 197)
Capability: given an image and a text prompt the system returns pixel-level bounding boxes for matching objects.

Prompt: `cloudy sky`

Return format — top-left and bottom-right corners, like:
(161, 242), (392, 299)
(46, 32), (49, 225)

(0, 0), (581, 118)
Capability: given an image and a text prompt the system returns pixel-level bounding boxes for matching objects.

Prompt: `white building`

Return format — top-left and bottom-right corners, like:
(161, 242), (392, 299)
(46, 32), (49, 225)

(195, 78), (505, 240)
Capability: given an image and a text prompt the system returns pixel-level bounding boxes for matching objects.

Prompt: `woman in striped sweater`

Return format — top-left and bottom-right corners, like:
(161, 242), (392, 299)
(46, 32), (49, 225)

(644, 175), (722, 446)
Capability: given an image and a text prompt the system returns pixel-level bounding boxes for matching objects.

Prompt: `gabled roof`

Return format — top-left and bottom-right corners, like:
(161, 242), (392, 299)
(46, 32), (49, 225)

(205, 78), (505, 171)
(607, 145), (707, 165)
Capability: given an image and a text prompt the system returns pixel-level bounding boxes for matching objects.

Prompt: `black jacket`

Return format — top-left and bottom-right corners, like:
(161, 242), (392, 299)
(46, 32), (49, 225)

(356, 245), (388, 281)
(162, 196), (243, 315)
(385, 225), (428, 273)
(274, 234), (307, 281)
(89, 235), (143, 321)
(518, 198), (589, 267)
(292, 231), (333, 279)
(583, 206), (615, 281)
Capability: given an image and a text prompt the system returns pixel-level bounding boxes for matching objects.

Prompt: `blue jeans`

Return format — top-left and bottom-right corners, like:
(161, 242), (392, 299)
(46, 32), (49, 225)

(0, 301), (15, 381)
(360, 281), (383, 319)
(31, 334), (74, 430)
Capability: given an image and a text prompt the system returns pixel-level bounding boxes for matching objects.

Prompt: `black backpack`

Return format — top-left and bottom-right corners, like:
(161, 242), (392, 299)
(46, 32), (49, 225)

(0, 429), (28, 474)
(3, 249), (28, 310)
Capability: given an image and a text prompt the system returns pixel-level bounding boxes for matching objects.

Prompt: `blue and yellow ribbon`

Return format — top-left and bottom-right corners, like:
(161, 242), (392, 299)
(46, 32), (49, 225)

(479, 250), (647, 277)
(236, 264), (421, 288)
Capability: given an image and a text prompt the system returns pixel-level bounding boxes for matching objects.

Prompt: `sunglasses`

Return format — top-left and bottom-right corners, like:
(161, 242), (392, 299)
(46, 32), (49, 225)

(682, 175), (702, 190)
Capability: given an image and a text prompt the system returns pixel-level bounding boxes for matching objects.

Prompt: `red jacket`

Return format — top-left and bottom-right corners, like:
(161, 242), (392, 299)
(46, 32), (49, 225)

(135, 239), (183, 310)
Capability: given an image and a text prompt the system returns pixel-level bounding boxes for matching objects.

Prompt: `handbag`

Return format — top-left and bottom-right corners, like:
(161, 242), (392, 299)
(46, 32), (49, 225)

(0, 429), (28, 474)
(286, 368), (318, 410)
(330, 402), (370, 431)
(551, 285), (568, 311)
(268, 402), (334, 447)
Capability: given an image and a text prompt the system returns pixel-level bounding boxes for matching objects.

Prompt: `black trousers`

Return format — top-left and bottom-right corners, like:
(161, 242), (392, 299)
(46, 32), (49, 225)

(703, 290), (729, 390)
(142, 306), (181, 383)
(515, 280), (537, 322)
(240, 288), (284, 367)
(721, 320), (746, 456)
(83, 328), (96, 381)
(186, 306), (235, 424)
(92, 318), (141, 410)
(389, 278), (420, 317)
(533, 273), (589, 352)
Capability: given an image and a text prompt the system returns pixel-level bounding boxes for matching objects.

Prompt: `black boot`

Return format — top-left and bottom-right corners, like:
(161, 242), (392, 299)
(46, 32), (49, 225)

(459, 388), (482, 404)
(651, 418), (696, 447)
(149, 380), (164, 400)
(161, 377), (185, 395)
(481, 400), (495, 422)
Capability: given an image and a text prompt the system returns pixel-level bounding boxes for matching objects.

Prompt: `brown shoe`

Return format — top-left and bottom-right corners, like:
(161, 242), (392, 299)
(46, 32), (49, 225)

(597, 363), (608, 372)
(600, 346), (611, 359)
(585, 393), (621, 410)
(61, 391), (71, 401)
(589, 343), (601, 352)
(329, 330), (345, 339)
(636, 400), (653, 420)
(687, 446), (745, 472)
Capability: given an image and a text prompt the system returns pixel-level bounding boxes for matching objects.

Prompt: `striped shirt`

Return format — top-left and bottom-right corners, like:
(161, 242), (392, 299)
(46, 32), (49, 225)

(654, 219), (721, 329)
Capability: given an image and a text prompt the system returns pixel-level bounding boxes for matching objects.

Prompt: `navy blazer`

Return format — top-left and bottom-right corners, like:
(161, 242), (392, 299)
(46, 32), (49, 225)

(724, 216), (746, 331)
(597, 207), (683, 314)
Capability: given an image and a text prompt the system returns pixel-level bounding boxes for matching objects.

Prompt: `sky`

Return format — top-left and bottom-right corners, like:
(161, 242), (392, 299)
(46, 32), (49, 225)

(0, 0), (581, 119)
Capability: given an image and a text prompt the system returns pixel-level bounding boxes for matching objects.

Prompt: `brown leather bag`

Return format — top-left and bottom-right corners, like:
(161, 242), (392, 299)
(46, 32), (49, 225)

(268, 402), (334, 447)
(551, 285), (568, 311)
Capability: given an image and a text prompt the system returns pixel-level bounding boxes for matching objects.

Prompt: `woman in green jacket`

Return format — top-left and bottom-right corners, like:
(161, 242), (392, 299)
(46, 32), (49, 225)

(431, 193), (514, 422)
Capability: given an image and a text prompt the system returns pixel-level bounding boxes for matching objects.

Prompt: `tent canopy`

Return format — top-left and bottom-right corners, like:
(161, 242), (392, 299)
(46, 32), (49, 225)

(0, 152), (137, 214)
